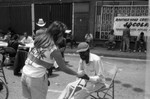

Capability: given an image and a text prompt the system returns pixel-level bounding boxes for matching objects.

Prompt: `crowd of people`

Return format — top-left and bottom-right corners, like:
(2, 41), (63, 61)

(0, 17), (147, 99)
(20, 20), (104, 99)
(104, 25), (147, 53)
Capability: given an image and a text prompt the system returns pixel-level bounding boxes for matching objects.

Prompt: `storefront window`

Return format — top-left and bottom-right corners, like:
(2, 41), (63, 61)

(95, 1), (148, 41)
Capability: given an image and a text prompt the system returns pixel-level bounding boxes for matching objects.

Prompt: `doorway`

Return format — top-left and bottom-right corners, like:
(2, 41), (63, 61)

(74, 13), (89, 42)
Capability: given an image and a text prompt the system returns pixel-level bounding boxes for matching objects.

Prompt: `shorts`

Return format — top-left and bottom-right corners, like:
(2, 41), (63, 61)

(21, 73), (48, 99)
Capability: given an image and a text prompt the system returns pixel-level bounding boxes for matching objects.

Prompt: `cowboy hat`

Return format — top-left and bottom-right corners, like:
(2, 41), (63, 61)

(36, 18), (46, 27)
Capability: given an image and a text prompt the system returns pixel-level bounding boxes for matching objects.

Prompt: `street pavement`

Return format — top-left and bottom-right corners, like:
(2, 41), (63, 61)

(2, 54), (146, 99)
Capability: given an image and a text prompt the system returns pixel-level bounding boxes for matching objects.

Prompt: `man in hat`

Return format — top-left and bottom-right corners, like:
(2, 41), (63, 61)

(58, 42), (106, 99)
(35, 18), (47, 36)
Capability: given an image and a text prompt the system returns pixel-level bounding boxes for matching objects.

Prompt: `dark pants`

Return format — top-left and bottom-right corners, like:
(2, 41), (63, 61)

(13, 50), (28, 75)
(122, 37), (130, 52)
(134, 41), (146, 52)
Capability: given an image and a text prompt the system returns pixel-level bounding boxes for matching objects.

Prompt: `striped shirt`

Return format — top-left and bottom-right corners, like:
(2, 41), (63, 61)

(22, 45), (57, 78)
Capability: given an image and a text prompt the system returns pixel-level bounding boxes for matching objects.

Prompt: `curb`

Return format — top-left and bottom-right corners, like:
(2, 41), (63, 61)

(65, 51), (146, 60)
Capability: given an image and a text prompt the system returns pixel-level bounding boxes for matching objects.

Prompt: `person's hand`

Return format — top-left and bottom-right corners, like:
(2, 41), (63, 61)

(79, 74), (90, 80)
(77, 71), (89, 80)
(77, 71), (85, 78)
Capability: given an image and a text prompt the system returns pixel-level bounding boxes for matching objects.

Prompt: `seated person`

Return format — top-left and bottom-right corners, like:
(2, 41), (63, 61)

(2, 34), (25, 64)
(58, 42), (106, 99)
(85, 33), (93, 48)
(21, 32), (34, 44)
(4, 34), (25, 56)
(105, 29), (116, 50)
(3, 32), (11, 42)
(134, 32), (146, 52)
(8, 34), (25, 53)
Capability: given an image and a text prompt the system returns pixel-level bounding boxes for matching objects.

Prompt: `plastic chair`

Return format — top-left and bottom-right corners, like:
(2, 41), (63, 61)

(0, 54), (7, 84)
(90, 61), (118, 99)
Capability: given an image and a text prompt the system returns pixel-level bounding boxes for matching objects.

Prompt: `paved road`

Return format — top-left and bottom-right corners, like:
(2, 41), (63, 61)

(3, 54), (146, 99)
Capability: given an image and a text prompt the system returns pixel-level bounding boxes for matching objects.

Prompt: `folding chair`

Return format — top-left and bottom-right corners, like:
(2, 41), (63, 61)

(0, 54), (7, 84)
(90, 61), (118, 99)
(68, 78), (84, 99)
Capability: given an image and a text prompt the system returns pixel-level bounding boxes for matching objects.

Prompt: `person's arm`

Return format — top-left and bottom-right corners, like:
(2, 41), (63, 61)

(18, 41), (25, 46)
(85, 34), (87, 39)
(143, 36), (146, 42)
(137, 35), (140, 41)
(128, 29), (131, 38)
(90, 34), (93, 39)
(89, 58), (105, 83)
(51, 49), (78, 76)
(28, 36), (34, 43)
(20, 37), (25, 44)
(77, 60), (84, 73)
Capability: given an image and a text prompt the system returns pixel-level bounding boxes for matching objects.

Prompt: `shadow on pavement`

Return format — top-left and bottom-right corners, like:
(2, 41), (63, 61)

(49, 73), (59, 78)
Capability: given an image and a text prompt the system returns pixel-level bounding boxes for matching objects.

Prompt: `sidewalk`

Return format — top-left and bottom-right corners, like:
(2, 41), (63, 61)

(65, 47), (147, 59)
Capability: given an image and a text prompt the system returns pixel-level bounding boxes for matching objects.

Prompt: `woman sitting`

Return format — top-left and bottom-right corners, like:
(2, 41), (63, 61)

(105, 29), (116, 50)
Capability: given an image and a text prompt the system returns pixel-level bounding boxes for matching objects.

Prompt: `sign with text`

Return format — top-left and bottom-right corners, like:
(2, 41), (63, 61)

(113, 16), (148, 36)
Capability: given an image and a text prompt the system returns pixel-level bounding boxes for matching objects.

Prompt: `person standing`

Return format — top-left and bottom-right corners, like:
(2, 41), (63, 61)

(122, 24), (131, 52)
(85, 33), (93, 48)
(21, 21), (88, 99)
(35, 18), (47, 36)
(58, 42), (106, 99)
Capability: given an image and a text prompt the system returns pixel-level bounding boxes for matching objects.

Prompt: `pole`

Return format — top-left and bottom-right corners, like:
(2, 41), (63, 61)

(145, 1), (150, 99)
(72, 3), (74, 39)
(31, 3), (35, 36)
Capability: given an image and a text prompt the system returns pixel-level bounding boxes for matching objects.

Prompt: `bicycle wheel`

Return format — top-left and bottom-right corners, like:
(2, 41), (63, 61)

(0, 79), (9, 99)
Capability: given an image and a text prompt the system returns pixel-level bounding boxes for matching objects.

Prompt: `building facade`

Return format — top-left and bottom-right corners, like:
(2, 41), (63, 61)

(0, 0), (148, 45)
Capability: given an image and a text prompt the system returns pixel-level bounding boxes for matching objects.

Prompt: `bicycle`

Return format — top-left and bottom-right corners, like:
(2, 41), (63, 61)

(0, 78), (9, 99)
(0, 50), (9, 99)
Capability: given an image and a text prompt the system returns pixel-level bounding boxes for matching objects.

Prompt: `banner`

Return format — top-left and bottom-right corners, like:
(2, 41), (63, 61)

(113, 16), (148, 36)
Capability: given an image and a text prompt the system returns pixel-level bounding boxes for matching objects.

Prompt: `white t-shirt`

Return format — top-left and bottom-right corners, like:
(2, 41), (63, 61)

(21, 36), (34, 44)
(22, 45), (57, 78)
